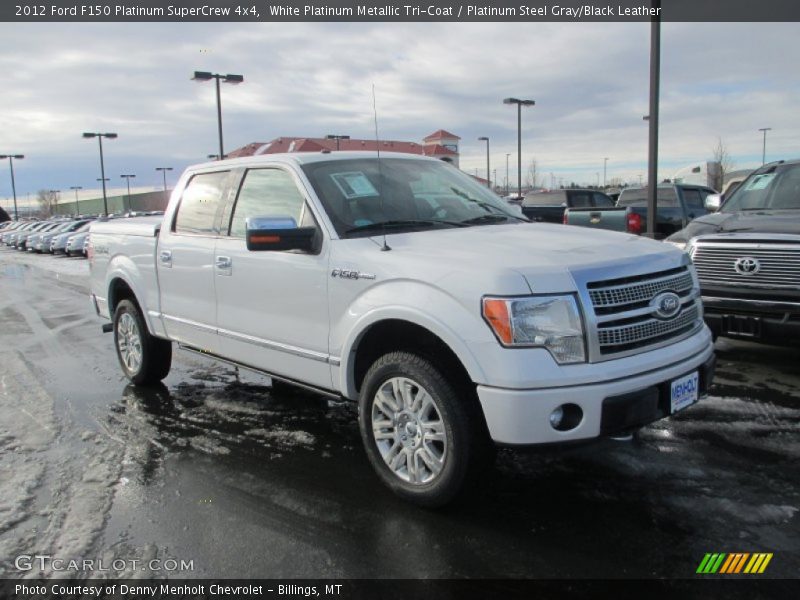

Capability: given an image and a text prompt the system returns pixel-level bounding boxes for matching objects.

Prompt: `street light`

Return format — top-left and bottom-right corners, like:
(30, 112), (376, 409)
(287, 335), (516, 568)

(325, 134), (350, 151)
(477, 137), (490, 188)
(120, 174), (136, 213)
(156, 167), (172, 204)
(192, 71), (244, 160)
(83, 132), (117, 216)
(50, 190), (60, 216)
(505, 153), (510, 195)
(758, 128), (772, 165)
(603, 157), (609, 188)
(0, 154), (24, 220)
(70, 186), (82, 216)
(503, 97), (535, 198)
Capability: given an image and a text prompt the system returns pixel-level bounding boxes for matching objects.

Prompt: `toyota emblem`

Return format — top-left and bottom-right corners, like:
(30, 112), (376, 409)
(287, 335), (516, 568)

(734, 256), (761, 275)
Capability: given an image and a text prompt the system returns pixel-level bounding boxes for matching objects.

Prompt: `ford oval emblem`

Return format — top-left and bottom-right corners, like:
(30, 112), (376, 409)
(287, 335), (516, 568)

(652, 291), (682, 319)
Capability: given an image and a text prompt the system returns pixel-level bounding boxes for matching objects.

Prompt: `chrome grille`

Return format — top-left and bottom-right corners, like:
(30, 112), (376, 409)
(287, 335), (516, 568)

(585, 265), (702, 358)
(691, 243), (800, 289)
(597, 305), (699, 348)
(589, 270), (694, 308)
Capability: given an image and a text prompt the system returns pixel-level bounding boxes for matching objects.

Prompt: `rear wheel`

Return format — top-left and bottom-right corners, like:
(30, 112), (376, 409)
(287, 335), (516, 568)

(358, 351), (491, 507)
(113, 299), (172, 385)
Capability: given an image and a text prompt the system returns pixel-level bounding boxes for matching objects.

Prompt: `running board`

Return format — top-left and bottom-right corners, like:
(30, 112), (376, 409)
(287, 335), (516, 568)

(177, 344), (342, 399)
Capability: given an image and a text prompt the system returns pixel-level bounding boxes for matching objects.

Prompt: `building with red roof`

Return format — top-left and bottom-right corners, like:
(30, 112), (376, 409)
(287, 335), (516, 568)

(227, 130), (461, 167)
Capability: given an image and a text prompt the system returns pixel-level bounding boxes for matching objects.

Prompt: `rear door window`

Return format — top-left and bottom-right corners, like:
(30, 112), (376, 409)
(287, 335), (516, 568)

(173, 171), (229, 235)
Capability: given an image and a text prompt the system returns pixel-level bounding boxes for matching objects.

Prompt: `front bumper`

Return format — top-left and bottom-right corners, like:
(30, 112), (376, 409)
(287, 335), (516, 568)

(702, 295), (800, 343)
(477, 345), (715, 445)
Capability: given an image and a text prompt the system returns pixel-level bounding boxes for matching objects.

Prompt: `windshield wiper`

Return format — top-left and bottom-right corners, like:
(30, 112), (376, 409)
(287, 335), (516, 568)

(344, 219), (466, 235)
(460, 214), (514, 225)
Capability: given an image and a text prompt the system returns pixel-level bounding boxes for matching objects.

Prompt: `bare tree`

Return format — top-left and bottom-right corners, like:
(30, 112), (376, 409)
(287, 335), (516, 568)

(711, 138), (735, 191)
(36, 189), (59, 218)
(525, 158), (539, 189)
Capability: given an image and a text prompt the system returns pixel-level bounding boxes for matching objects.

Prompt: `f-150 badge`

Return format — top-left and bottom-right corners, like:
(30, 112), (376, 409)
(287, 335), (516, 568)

(331, 268), (376, 280)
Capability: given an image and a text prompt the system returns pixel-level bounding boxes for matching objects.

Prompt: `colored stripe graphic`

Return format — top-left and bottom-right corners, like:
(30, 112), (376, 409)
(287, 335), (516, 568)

(698, 552), (773, 575)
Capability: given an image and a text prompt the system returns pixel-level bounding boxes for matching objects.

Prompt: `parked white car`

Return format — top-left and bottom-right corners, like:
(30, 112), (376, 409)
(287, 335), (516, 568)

(89, 152), (715, 506)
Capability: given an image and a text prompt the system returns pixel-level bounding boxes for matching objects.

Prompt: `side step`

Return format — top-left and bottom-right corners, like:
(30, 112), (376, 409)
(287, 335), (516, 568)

(177, 344), (342, 399)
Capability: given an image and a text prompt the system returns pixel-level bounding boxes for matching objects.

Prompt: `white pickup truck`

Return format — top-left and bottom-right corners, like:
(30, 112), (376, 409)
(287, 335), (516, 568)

(89, 152), (715, 506)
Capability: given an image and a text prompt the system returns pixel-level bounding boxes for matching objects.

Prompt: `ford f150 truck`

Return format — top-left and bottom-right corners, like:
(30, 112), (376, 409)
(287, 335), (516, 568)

(666, 159), (800, 344)
(89, 152), (715, 506)
(564, 183), (716, 238)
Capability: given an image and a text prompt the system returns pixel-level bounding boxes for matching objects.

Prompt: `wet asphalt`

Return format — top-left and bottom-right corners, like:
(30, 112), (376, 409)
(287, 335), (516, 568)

(0, 250), (798, 580)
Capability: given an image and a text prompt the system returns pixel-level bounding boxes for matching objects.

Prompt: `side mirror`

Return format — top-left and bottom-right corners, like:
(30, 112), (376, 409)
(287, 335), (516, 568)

(704, 194), (722, 212)
(246, 216), (316, 252)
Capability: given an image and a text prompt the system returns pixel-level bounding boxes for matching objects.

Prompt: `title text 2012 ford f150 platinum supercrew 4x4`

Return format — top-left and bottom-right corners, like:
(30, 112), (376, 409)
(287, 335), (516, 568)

(89, 152), (715, 506)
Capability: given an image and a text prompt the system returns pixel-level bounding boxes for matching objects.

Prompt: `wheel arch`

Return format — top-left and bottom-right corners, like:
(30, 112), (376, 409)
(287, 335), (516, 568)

(345, 316), (484, 404)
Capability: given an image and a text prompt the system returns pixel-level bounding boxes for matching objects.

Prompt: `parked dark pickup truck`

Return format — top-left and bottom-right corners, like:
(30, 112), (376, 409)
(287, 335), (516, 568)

(666, 159), (800, 344)
(565, 183), (717, 238)
(521, 189), (615, 223)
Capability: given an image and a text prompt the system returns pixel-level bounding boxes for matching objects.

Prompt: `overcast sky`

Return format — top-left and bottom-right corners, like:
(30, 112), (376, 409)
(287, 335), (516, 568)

(1, 21), (798, 206)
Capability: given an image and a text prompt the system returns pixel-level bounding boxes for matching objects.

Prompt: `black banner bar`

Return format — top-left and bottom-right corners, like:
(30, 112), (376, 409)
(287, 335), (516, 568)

(3, 0), (800, 22)
(2, 579), (798, 600)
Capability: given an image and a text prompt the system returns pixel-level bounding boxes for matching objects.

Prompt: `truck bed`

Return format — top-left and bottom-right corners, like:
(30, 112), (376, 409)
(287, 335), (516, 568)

(89, 217), (162, 328)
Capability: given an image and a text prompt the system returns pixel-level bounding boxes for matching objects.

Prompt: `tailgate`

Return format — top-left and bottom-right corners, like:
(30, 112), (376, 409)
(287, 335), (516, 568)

(564, 207), (629, 231)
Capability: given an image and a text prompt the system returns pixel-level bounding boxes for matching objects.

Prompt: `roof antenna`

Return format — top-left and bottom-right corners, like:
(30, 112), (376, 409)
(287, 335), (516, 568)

(372, 83), (390, 251)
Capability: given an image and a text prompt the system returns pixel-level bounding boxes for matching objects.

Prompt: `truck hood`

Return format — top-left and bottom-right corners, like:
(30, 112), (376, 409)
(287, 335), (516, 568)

(340, 223), (686, 294)
(669, 209), (800, 242)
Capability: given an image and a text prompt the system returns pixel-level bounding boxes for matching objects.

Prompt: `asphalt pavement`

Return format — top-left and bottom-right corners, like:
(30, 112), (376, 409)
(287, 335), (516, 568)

(0, 248), (798, 580)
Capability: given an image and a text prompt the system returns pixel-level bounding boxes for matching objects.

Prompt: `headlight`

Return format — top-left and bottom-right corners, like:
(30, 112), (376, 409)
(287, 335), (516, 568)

(482, 295), (586, 364)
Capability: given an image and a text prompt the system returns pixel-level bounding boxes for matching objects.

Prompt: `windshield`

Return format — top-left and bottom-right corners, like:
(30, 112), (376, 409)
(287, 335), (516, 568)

(301, 158), (521, 237)
(723, 163), (800, 212)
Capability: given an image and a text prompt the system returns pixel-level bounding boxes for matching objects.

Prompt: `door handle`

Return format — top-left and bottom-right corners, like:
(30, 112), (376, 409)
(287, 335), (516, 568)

(216, 256), (232, 269)
(159, 250), (172, 267)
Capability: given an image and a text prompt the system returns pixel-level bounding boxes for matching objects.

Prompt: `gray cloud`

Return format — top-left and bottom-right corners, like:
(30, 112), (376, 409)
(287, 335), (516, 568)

(1, 21), (798, 202)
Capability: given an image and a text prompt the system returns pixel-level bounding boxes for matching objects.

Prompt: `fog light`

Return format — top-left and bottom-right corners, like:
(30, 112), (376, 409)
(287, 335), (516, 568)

(549, 403), (583, 432)
(549, 407), (564, 428)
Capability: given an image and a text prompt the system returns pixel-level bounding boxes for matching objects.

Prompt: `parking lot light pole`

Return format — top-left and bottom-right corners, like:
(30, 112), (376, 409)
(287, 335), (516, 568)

(70, 186), (82, 215)
(503, 98), (535, 198)
(0, 154), (24, 220)
(505, 153), (510, 195)
(603, 157), (609, 188)
(192, 71), (244, 161)
(758, 128), (772, 165)
(478, 137), (490, 188)
(83, 133), (117, 216)
(156, 167), (172, 205)
(120, 174), (135, 213)
(325, 134), (350, 151)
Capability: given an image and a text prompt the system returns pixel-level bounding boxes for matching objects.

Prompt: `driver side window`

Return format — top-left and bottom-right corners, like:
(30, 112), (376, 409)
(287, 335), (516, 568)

(229, 168), (306, 238)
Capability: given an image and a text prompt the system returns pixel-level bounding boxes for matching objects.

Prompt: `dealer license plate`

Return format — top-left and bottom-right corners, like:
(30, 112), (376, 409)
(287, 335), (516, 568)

(670, 371), (699, 414)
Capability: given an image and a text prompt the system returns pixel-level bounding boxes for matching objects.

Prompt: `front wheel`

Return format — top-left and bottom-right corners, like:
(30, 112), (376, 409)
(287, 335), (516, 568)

(113, 299), (172, 385)
(358, 351), (491, 507)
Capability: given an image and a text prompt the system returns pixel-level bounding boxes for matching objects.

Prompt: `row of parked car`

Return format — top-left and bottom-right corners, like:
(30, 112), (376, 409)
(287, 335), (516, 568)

(0, 211), (165, 257)
(1, 218), (94, 256)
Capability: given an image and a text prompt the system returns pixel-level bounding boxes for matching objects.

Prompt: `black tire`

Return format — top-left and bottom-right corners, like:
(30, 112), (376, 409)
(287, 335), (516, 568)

(113, 299), (172, 385)
(358, 351), (492, 507)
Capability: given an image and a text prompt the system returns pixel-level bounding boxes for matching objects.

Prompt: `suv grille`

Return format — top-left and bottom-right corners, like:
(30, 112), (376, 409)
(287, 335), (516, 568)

(587, 266), (701, 357)
(691, 242), (800, 289)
